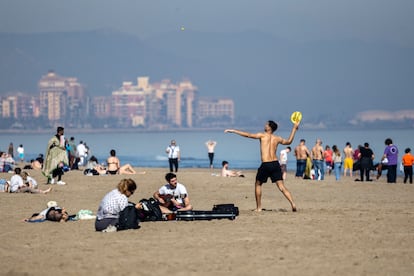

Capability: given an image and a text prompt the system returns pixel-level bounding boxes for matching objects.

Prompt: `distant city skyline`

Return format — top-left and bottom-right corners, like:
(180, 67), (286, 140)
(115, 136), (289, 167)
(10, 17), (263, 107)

(0, 71), (237, 130)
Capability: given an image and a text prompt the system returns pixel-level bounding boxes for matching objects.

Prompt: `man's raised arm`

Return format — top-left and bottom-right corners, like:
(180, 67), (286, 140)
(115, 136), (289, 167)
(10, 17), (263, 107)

(281, 123), (300, 145)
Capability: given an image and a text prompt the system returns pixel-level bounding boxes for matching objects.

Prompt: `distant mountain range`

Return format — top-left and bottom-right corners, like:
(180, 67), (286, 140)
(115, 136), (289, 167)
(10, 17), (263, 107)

(1, 29), (413, 124)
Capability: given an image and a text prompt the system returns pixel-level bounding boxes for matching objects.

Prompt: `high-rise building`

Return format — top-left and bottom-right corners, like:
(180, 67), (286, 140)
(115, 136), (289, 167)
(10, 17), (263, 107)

(197, 97), (235, 127)
(110, 77), (198, 128)
(93, 96), (112, 118)
(112, 81), (146, 127)
(38, 71), (68, 122)
(1, 93), (36, 119)
(38, 70), (87, 127)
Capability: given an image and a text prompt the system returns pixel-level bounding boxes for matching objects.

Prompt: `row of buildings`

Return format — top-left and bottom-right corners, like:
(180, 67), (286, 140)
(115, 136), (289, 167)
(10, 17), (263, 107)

(0, 71), (235, 129)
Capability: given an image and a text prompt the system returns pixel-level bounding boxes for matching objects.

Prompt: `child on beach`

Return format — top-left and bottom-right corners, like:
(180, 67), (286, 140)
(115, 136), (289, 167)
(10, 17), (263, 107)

(402, 148), (414, 184)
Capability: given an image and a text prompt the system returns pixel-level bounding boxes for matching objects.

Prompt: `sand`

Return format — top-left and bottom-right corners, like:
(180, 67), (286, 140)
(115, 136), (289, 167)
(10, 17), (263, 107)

(1, 167), (414, 276)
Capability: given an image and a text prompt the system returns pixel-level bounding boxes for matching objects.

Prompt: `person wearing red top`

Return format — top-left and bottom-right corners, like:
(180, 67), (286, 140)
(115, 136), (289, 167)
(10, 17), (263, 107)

(402, 148), (414, 184)
(324, 145), (333, 175)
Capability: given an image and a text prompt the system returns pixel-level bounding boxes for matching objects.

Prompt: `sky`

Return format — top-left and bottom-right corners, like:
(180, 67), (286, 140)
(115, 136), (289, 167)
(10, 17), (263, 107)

(1, 0), (413, 47)
(0, 0), (413, 123)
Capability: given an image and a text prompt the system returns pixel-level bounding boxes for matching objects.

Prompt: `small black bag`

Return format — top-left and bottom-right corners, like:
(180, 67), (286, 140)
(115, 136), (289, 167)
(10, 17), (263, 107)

(212, 203), (239, 216)
(139, 198), (163, 221)
(118, 202), (141, 230)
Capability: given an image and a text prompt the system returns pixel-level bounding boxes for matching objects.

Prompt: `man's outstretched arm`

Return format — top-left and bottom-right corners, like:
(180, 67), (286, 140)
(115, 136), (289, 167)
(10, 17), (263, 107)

(224, 129), (261, 139)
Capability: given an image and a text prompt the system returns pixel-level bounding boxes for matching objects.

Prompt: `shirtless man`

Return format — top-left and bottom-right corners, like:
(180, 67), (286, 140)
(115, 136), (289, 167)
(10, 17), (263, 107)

(294, 139), (310, 178)
(225, 120), (299, 212)
(205, 140), (217, 170)
(343, 142), (354, 177)
(311, 138), (325, 180)
(221, 160), (244, 177)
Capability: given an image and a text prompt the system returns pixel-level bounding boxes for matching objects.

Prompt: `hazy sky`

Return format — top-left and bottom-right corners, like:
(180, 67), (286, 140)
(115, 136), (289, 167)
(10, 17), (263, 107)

(1, 0), (413, 122)
(1, 0), (413, 47)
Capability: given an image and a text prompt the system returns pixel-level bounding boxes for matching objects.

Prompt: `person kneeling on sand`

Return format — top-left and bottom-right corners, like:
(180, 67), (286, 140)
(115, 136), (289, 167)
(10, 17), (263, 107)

(153, 173), (193, 214)
(221, 161), (245, 177)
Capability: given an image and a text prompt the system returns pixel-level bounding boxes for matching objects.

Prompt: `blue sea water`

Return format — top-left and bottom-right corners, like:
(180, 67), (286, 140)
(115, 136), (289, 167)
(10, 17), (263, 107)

(1, 128), (413, 171)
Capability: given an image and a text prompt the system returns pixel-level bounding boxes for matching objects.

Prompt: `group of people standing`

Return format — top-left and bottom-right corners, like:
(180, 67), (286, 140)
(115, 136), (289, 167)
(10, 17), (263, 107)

(290, 137), (413, 184)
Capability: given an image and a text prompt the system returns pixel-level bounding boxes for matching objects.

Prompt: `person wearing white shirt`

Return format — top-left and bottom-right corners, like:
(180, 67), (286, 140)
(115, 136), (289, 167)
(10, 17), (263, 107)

(8, 167), (51, 194)
(17, 144), (24, 163)
(279, 146), (291, 180)
(153, 173), (192, 214)
(76, 141), (87, 167)
(166, 140), (180, 172)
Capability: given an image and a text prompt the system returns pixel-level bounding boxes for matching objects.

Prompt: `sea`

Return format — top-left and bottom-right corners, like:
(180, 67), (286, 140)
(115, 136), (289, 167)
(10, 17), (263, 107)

(1, 128), (413, 173)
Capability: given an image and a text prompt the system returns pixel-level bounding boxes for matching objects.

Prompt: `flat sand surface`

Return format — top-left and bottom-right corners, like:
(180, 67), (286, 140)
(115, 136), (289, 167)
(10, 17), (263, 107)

(1, 168), (414, 276)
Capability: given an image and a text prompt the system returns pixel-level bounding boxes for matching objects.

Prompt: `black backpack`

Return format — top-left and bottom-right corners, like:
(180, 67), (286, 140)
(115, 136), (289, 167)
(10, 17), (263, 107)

(118, 202), (141, 230)
(139, 198), (163, 221)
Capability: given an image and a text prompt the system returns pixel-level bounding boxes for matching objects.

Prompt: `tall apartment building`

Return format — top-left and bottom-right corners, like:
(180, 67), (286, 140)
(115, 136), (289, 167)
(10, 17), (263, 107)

(111, 81), (146, 127)
(111, 77), (197, 128)
(38, 71), (68, 122)
(1, 92), (37, 119)
(197, 97), (235, 127)
(38, 71), (87, 127)
(92, 96), (112, 118)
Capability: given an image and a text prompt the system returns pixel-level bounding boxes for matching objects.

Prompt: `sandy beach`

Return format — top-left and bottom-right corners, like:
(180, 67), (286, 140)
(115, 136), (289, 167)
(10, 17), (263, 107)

(1, 167), (413, 276)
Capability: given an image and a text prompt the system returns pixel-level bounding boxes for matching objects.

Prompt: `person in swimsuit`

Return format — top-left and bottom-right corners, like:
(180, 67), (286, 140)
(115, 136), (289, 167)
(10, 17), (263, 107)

(106, 149), (145, 175)
(225, 119), (300, 212)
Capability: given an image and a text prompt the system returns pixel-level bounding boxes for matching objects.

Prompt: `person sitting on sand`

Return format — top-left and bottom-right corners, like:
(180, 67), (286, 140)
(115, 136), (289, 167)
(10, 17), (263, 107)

(95, 178), (143, 232)
(6, 167), (52, 194)
(24, 206), (69, 223)
(85, 156), (107, 175)
(221, 161), (244, 177)
(32, 154), (43, 170)
(153, 172), (193, 214)
(21, 171), (38, 189)
(106, 149), (145, 175)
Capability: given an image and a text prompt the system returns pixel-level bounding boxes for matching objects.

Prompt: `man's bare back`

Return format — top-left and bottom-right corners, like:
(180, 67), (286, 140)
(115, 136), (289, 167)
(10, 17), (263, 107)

(344, 145), (354, 158)
(259, 133), (282, 163)
(295, 141), (310, 160)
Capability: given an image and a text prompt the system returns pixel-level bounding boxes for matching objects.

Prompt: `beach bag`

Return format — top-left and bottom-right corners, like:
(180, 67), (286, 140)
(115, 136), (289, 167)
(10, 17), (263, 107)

(139, 198), (163, 221)
(212, 203), (239, 216)
(83, 168), (99, 175)
(118, 202), (141, 230)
